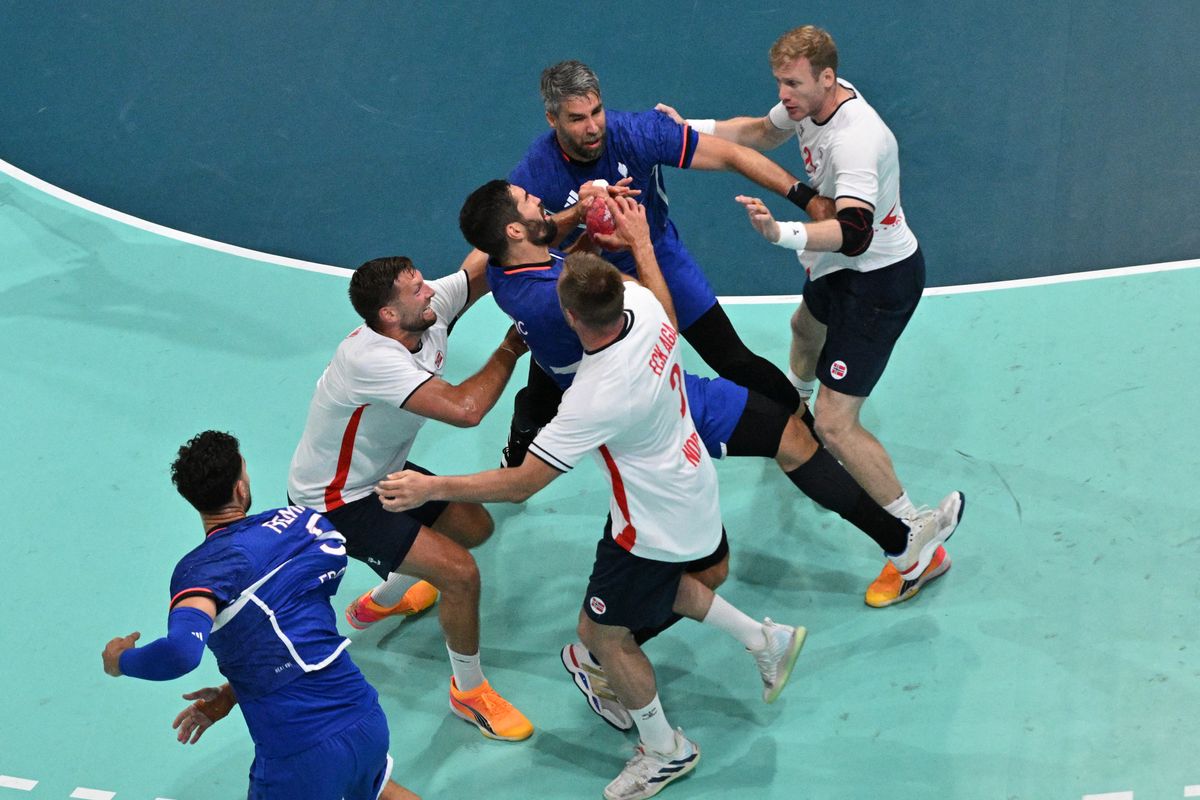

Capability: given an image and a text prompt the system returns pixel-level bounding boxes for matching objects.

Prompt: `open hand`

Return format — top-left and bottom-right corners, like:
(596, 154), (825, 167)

(734, 195), (782, 243)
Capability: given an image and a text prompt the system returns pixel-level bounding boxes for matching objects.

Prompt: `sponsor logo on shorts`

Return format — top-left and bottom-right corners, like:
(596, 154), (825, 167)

(830, 360), (848, 380)
(589, 596), (607, 615)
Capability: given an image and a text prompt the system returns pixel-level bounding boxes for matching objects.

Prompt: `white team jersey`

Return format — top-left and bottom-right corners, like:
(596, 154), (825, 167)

(288, 270), (470, 511)
(528, 284), (722, 563)
(769, 79), (919, 280)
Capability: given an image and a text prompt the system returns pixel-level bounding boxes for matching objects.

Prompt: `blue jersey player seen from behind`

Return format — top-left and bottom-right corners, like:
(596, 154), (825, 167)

(101, 431), (420, 800)
(497, 59), (821, 466)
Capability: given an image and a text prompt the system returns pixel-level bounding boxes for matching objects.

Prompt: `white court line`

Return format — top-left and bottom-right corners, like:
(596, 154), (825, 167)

(1184, 786), (1200, 797)
(1082, 792), (1133, 800)
(70, 789), (116, 800)
(0, 775), (37, 791)
(3, 157), (1198, 295)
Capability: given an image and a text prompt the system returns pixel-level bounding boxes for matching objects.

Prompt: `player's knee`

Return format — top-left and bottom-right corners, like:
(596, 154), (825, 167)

(462, 504), (495, 548)
(691, 556), (729, 590)
(775, 416), (818, 471)
(438, 552), (480, 597)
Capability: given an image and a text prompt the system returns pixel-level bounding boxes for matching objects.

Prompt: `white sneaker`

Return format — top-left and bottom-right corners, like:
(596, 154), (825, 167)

(560, 643), (633, 731)
(888, 490), (965, 581)
(603, 729), (700, 800)
(750, 619), (806, 704)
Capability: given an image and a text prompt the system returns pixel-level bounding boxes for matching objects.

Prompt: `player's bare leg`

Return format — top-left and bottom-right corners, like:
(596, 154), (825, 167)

(401, 526), (532, 740)
(812, 387), (904, 508)
(430, 500), (494, 549)
(399, 527), (480, 654)
(788, 301), (826, 395)
(579, 617), (658, 710)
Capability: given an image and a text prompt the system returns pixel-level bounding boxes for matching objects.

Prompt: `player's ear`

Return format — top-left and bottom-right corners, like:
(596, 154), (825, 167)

(506, 220), (526, 242)
(545, 109), (557, 129)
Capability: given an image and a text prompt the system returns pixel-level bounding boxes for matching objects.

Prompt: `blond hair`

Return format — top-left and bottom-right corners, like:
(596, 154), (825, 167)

(769, 25), (838, 76)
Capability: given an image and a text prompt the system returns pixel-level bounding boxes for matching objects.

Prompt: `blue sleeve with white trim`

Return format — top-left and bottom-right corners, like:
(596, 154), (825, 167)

(118, 606), (213, 681)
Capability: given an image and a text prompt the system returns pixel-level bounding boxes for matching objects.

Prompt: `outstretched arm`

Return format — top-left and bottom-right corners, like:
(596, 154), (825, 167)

(656, 103), (794, 151)
(376, 456), (560, 509)
(102, 596), (216, 681)
(402, 326), (528, 428)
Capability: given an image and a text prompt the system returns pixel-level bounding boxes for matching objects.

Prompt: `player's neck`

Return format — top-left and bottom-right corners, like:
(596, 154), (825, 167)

(576, 318), (624, 352)
(814, 82), (851, 124)
(375, 321), (423, 352)
(200, 506), (247, 535)
(502, 242), (551, 267)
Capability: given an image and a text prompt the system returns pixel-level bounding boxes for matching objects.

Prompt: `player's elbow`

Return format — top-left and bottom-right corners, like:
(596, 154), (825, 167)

(445, 400), (487, 428)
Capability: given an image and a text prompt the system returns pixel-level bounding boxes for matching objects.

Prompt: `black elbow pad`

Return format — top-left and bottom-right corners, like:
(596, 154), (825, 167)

(836, 207), (875, 256)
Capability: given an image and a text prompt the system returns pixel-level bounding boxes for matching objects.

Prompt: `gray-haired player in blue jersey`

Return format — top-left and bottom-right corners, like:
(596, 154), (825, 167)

(101, 431), (419, 800)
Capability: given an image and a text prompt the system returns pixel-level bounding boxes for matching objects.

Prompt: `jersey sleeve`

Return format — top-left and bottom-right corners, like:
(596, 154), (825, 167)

(767, 102), (793, 131)
(628, 109), (700, 170)
(169, 543), (253, 610)
(828, 124), (882, 209)
(528, 385), (625, 472)
(350, 346), (434, 408)
(429, 269), (470, 323)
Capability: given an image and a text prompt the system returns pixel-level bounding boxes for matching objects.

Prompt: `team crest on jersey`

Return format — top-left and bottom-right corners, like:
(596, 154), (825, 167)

(435, 351), (444, 370)
(830, 360), (848, 380)
(617, 162), (628, 178)
(589, 596), (607, 615)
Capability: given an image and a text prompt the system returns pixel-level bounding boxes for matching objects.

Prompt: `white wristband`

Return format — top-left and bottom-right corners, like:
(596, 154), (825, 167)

(773, 221), (809, 252)
(686, 118), (716, 135)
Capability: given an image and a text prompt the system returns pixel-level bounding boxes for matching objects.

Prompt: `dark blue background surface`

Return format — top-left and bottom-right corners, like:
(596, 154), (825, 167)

(3, 1), (1197, 291)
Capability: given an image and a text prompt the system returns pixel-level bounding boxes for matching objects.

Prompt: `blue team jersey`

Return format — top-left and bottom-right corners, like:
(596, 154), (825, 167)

(509, 109), (718, 328)
(169, 506), (377, 757)
(487, 250), (745, 458)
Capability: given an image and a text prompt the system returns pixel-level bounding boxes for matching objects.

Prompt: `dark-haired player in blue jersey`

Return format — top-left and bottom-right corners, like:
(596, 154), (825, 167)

(101, 431), (419, 800)
(497, 59), (828, 466)
(458, 180), (961, 731)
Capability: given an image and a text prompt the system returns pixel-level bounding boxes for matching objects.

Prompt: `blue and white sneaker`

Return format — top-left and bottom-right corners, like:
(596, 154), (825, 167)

(604, 729), (700, 800)
(561, 642), (633, 731)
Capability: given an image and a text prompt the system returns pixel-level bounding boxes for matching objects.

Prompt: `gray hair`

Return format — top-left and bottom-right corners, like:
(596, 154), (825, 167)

(540, 60), (602, 115)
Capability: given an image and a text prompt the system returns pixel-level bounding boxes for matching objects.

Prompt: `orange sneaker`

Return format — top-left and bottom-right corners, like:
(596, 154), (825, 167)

(865, 545), (951, 608)
(345, 581), (439, 630)
(449, 677), (534, 741)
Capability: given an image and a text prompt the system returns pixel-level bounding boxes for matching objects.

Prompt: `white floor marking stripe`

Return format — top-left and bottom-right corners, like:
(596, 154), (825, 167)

(0, 776), (37, 790)
(70, 789), (116, 800)
(3, 157), (1198, 293)
(0, 158), (350, 278)
(1082, 792), (1133, 800)
(1183, 787), (1200, 797)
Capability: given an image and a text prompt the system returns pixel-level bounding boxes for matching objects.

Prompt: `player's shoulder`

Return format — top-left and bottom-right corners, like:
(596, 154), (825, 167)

(511, 131), (561, 177)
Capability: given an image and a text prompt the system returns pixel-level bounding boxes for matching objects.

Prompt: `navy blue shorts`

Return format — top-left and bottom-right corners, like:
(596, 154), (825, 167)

(321, 462), (448, 579)
(803, 247), (926, 397)
(248, 703), (392, 800)
(583, 519), (730, 631)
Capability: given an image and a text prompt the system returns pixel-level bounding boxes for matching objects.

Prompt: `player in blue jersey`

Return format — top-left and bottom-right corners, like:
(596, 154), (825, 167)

(497, 59), (825, 467)
(101, 431), (418, 800)
(458, 180), (961, 729)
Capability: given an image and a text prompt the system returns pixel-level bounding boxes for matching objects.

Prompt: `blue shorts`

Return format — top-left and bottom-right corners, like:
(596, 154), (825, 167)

(248, 703), (392, 800)
(684, 372), (747, 459)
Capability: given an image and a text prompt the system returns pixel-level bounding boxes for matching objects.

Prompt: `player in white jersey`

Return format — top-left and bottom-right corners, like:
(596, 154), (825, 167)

(658, 25), (964, 607)
(288, 255), (533, 742)
(375, 249), (805, 800)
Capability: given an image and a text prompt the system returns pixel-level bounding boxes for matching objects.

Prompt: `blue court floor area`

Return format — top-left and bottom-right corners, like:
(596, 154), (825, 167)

(1, 171), (1199, 800)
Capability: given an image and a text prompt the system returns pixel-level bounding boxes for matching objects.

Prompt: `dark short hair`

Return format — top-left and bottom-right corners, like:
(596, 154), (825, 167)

(349, 257), (415, 329)
(540, 60), (601, 115)
(170, 430), (243, 513)
(558, 252), (625, 328)
(459, 180), (522, 260)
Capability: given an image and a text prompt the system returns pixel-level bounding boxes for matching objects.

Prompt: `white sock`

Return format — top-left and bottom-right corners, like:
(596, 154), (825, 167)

(370, 573), (421, 607)
(447, 645), (485, 692)
(701, 595), (766, 650)
(630, 694), (676, 754)
(883, 491), (917, 520)
(787, 368), (818, 401)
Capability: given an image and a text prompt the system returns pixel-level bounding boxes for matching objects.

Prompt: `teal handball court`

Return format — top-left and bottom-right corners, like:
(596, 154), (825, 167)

(2, 162), (1198, 799)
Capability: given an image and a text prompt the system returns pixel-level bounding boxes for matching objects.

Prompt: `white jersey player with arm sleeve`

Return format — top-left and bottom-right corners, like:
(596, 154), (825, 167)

(765, 79), (918, 280)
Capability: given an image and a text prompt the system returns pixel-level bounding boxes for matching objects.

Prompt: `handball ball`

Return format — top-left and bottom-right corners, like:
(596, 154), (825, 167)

(586, 200), (615, 237)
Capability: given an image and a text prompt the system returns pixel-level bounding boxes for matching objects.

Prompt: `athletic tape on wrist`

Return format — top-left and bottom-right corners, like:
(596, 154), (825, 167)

(773, 222), (809, 252)
(686, 118), (716, 135)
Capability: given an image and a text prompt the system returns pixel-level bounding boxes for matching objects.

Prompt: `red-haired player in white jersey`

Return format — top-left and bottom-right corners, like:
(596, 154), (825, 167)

(288, 255), (533, 742)
(658, 25), (964, 608)
(376, 217), (805, 800)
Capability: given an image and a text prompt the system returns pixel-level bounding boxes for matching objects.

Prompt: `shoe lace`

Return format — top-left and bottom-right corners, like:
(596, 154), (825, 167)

(472, 687), (516, 718)
(618, 745), (663, 784)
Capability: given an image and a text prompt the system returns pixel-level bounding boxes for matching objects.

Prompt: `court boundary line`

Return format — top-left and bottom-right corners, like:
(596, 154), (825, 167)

(4, 158), (1198, 296)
